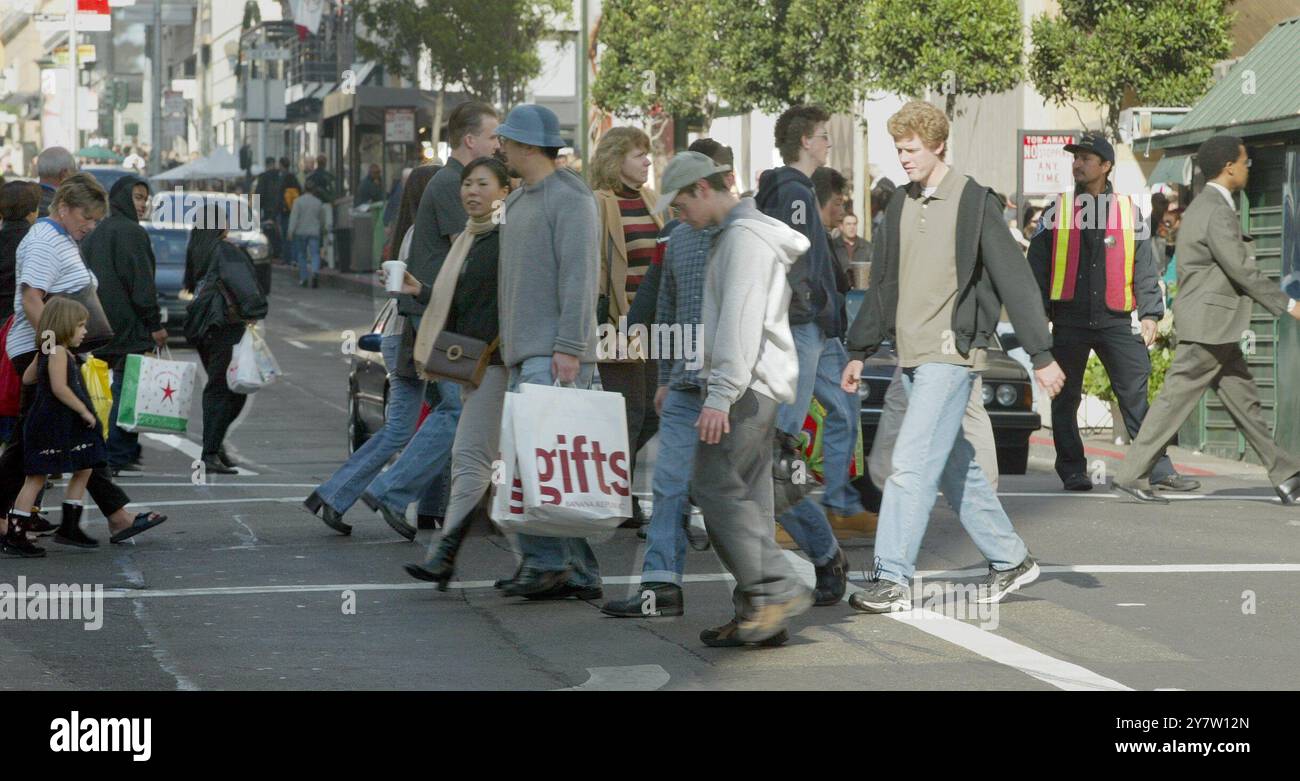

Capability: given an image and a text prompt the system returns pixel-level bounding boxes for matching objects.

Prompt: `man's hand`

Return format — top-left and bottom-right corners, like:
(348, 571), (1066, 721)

(841, 359), (864, 393)
(654, 386), (668, 416)
(696, 407), (730, 445)
(151, 329), (168, 348)
(551, 352), (580, 385)
(1140, 318), (1158, 346)
(1035, 361), (1067, 398)
(1289, 301), (1300, 321)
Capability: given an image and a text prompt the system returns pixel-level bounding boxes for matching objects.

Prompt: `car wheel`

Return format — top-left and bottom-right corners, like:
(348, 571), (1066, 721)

(347, 383), (367, 454)
(997, 446), (1029, 476)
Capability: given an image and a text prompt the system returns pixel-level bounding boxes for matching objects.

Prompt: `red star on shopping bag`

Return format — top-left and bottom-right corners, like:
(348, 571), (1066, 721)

(161, 382), (176, 402)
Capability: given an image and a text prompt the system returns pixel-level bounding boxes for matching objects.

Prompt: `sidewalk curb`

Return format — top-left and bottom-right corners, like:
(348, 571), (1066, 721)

(1028, 433), (1268, 480)
(272, 263), (385, 297)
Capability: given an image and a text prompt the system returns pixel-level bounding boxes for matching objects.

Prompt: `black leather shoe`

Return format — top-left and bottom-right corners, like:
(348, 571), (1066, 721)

(1151, 474), (1201, 492)
(600, 582), (683, 617)
(1111, 482), (1170, 504)
(202, 455), (238, 475)
(502, 566), (572, 597)
(302, 491), (352, 535)
(620, 497), (648, 529)
(1062, 473), (1094, 492)
(524, 579), (603, 601)
(362, 492), (417, 541)
(813, 548), (848, 606)
(1276, 472), (1300, 506)
(217, 448), (240, 469)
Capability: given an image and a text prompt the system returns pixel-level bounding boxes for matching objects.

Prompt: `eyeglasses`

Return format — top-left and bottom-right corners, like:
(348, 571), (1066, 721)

(812, 132), (832, 142)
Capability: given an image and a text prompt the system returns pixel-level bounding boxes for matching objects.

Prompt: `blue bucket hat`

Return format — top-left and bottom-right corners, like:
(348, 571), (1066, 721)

(495, 104), (567, 148)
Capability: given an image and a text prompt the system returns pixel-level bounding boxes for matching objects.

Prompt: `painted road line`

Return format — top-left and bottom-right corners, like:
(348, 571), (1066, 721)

(143, 433), (259, 476)
(559, 665), (670, 691)
(907, 563), (1300, 579)
(996, 491), (1283, 503)
(780, 551), (1132, 692)
(286, 339), (311, 350)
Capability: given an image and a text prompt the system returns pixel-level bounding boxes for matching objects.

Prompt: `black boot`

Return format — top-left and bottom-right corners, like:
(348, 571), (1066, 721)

(2, 512), (46, 558)
(54, 502), (99, 548)
(600, 582), (684, 617)
(620, 496), (647, 529)
(813, 548), (848, 606)
(403, 520), (470, 591)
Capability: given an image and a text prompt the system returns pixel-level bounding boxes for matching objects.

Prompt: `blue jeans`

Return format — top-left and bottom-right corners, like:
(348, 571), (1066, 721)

(875, 362), (1029, 586)
(316, 333), (426, 513)
(365, 380), (462, 513)
(106, 359), (142, 467)
(508, 355), (601, 588)
(641, 387), (702, 585)
(296, 236), (321, 282)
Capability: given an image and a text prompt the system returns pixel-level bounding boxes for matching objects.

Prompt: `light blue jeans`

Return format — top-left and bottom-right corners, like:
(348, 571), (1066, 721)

(296, 236), (321, 282)
(509, 355), (602, 588)
(365, 380), (462, 514)
(641, 386), (702, 585)
(875, 362), (1029, 585)
(316, 333), (425, 513)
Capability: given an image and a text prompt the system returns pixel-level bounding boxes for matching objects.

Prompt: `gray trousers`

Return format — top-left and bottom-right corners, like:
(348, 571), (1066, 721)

(691, 389), (808, 619)
(1117, 341), (1300, 487)
(425, 366), (508, 558)
(869, 367), (1000, 492)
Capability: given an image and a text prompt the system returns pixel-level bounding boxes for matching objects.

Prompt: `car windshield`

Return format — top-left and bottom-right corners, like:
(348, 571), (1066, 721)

(150, 191), (260, 229)
(147, 228), (192, 265)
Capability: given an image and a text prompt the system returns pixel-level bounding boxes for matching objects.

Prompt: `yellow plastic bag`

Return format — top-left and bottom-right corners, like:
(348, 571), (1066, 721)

(81, 356), (113, 437)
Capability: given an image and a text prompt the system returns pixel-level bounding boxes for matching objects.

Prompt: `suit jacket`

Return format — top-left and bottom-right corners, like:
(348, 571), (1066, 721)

(1173, 187), (1290, 345)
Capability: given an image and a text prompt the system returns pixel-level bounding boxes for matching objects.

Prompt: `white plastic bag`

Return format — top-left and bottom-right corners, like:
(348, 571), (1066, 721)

(490, 382), (631, 537)
(226, 325), (281, 394)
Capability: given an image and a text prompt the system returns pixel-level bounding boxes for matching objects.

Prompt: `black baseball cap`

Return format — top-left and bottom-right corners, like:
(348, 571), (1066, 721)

(1064, 132), (1115, 165)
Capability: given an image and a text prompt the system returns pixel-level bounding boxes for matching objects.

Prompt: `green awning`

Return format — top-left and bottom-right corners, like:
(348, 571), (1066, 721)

(1150, 16), (1300, 150)
(1148, 153), (1191, 186)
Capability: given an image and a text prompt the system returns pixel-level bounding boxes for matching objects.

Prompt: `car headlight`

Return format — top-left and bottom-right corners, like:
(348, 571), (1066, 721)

(981, 383), (994, 405)
(996, 383), (1019, 407)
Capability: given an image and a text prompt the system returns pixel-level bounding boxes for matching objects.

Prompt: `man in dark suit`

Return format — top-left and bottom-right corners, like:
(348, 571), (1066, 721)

(1114, 135), (1300, 505)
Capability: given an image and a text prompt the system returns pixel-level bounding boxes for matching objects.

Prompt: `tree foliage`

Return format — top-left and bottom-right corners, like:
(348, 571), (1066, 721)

(1029, 0), (1234, 137)
(353, 0), (569, 105)
(860, 0), (1024, 118)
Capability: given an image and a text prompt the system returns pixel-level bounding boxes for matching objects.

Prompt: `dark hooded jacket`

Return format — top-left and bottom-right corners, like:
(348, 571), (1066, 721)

(82, 175), (163, 360)
(755, 166), (843, 337)
(0, 218), (32, 322)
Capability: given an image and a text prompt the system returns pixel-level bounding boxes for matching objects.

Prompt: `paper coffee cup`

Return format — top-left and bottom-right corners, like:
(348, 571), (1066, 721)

(382, 261), (406, 295)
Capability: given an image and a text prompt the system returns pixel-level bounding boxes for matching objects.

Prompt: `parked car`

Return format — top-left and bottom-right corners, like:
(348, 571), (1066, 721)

(844, 289), (1040, 511)
(82, 166), (137, 193)
(142, 224), (194, 337)
(347, 298), (398, 453)
(149, 190), (272, 293)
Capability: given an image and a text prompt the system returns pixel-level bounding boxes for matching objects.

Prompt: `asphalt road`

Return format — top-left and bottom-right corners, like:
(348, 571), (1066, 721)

(3, 269), (1299, 691)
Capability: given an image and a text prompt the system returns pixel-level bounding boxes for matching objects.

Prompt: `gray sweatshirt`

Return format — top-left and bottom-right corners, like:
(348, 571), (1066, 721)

(498, 166), (599, 366)
(699, 198), (805, 412)
(287, 192), (326, 239)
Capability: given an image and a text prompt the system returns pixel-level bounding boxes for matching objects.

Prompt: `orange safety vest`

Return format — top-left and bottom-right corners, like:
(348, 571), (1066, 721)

(1048, 191), (1136, 313)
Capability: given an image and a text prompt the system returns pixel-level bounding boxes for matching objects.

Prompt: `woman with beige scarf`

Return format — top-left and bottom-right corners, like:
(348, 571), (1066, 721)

(401, 157), (512, 588)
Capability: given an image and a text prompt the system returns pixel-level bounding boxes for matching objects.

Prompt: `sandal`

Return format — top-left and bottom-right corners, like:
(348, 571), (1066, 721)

(110, 512), (169, 544)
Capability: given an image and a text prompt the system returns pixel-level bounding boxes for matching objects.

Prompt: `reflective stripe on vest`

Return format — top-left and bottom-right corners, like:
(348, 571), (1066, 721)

(1048, 192), (1136, 313)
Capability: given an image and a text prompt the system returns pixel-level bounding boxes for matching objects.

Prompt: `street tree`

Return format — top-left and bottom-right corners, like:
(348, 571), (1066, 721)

(859, 0), (1024, 119)
(353, 0), (569, 146)
(1029, 0), (1234, 138)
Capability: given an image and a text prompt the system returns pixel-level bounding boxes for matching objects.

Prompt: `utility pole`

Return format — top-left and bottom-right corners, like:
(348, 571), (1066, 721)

(67, 0), (78, 150)
(577, 0), (588, 170)
(150, 0), (162, 174)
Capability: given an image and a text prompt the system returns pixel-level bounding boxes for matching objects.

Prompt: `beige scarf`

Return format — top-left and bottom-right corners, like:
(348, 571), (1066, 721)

(413, 214), (498, 376)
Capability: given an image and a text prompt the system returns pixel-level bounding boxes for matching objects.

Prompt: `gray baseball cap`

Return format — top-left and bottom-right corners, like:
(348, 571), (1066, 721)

(654, 151), (732, 216)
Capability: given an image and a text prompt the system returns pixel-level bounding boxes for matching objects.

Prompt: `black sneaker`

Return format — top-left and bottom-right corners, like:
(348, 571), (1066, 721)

(813, 548), (848, 606)
(977, 554), (1040, 604)
(848, 579), (911, 613)
(700, 619), (789, 648)
(600, 582), (683, 617)
(523, 579), (603, 601)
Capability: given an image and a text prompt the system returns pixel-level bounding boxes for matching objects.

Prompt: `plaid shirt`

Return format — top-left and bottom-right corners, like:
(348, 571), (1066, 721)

(656, 219), (719, 389)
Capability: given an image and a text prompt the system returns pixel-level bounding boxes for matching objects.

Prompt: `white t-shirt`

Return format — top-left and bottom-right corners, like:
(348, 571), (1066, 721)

(8, 219), (95, 359)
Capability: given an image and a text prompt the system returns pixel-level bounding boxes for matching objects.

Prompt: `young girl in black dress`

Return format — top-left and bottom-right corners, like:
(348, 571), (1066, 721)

(13, 297), (107, 548)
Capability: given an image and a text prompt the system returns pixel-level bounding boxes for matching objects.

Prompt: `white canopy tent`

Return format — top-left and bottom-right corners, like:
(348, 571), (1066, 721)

(151, 147), (248, 182)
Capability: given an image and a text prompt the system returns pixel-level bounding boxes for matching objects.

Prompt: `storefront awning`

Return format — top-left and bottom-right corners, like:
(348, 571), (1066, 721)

(1147, 153), (1192, 186)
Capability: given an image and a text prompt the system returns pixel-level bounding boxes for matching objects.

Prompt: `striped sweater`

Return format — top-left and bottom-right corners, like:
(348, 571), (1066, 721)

(614, 184), (659, 304)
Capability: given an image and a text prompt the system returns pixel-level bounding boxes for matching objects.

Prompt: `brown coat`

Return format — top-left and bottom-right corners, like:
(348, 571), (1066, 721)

(595, 185), (664, 323)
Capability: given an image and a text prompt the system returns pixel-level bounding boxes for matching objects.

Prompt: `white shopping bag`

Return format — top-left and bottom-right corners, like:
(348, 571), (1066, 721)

(227, 325), (282, 394)
(490, 382), (631, 537)
(116, 349), (198, 433)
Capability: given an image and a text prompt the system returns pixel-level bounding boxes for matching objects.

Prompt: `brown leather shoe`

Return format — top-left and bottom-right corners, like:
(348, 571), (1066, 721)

(825, 507), (878, 536)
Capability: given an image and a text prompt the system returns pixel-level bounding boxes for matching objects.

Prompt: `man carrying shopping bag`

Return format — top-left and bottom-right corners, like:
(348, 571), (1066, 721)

(657, 151), (814, 647)
(495, 104), (605, 600)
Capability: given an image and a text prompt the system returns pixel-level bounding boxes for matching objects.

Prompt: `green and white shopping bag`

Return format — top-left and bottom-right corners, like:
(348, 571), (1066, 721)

(116, 349), (198, 433)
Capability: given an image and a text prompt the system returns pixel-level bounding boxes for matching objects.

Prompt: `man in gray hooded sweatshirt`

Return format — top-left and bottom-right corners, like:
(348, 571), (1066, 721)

(657, 151), (813, 647)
